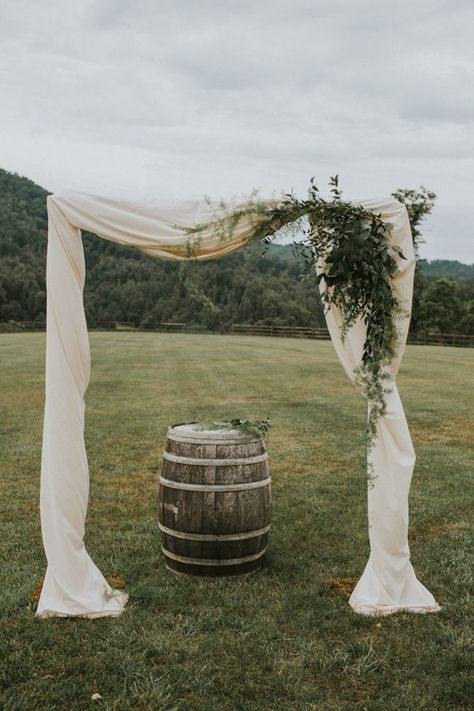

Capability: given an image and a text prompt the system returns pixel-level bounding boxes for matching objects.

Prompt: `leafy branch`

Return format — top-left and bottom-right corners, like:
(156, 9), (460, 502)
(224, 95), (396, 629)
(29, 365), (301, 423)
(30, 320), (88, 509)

(194, 418), (271, 439)
(187, 177), (409, 462)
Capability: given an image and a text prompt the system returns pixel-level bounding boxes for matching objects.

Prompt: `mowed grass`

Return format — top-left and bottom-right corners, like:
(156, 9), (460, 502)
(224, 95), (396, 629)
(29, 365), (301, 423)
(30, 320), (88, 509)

(0, 332), (473, 711)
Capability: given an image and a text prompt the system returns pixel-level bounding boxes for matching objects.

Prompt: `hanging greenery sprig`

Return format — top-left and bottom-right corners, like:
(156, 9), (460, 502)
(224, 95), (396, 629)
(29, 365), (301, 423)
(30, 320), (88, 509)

(185, 177), (408, 456)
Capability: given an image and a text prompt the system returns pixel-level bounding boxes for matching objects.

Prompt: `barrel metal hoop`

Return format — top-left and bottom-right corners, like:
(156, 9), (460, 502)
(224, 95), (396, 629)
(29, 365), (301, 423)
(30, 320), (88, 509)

(163, 451), (268, 467)
(161, 546), (267, 566)
(158, 522), (271, 542)
(167, 431), (260, 446)
(159, 475), (271, 492)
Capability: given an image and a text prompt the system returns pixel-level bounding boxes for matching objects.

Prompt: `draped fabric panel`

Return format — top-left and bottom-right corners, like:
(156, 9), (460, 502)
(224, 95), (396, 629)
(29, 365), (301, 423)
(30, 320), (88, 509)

(38, 191), (265, 618)
(320, 198), (439, 614)
(37, 191), (439, 618)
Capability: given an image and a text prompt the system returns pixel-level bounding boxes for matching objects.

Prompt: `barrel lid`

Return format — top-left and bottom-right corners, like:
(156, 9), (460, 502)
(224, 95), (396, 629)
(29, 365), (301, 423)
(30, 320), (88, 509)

(168, 422), (259, 442)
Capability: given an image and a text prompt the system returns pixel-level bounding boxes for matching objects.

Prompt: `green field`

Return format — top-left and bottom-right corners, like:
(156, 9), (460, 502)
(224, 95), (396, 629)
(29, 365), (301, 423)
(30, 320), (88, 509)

(1, 333), (473, 711)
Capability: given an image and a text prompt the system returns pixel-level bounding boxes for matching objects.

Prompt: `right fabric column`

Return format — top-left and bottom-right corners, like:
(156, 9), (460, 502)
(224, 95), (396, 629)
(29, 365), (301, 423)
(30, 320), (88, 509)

(319, 197), (440, 615)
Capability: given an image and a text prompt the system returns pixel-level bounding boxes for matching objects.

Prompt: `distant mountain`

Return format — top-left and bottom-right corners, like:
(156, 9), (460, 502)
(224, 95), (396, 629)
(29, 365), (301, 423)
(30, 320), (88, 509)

(0, 168), (472, 335)
(420, 259), (474, 279)
(0, 169), (324, 328)
(0, 169), (49, 257)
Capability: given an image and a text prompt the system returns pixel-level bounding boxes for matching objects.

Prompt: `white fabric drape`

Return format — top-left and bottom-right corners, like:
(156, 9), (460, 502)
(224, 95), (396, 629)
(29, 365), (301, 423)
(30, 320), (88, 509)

(37, 191), (439, 618)
(38, 191), (266, 618)
(320, 198), (439, 615)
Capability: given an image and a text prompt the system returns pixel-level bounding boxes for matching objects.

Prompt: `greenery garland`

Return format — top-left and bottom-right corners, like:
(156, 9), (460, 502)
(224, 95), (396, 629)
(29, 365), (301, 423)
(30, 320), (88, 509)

(186, 177), (409, 460)
(194, 418), (271, 439)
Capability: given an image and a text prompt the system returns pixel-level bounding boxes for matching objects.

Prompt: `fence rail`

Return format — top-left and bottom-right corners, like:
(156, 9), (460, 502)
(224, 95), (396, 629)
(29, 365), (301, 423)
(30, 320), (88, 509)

(230, 324), (331, 339)
(1, 320), (473, 347)
(231, 324), (474, 347)
(406, 332), (473, 347)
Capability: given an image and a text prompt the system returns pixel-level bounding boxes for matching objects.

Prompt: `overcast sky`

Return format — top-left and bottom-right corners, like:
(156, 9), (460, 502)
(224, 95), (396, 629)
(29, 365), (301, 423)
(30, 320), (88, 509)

(0, 0), (473, 261)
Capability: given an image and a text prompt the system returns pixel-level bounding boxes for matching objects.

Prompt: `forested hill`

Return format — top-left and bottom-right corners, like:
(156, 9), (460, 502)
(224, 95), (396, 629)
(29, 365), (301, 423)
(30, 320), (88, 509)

(421, 259), (474, 279)
(0, 168), (473, 334)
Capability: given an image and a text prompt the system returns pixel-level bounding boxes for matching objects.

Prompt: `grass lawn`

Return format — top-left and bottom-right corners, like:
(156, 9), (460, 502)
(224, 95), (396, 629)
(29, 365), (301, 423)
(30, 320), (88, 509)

(1, 332), (473, 711)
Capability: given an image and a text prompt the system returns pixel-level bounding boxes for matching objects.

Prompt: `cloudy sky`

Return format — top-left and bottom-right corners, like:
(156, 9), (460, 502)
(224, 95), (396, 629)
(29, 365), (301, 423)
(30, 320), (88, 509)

(0, 0), (473, 261)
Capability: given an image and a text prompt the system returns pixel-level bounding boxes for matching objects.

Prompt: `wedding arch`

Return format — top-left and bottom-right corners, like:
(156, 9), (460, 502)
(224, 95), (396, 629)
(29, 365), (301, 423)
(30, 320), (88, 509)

(37, 187), (439, 618)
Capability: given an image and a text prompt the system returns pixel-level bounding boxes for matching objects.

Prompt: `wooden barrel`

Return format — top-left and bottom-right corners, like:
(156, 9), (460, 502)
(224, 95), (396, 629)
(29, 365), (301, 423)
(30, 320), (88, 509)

(158, 423), (271, 576)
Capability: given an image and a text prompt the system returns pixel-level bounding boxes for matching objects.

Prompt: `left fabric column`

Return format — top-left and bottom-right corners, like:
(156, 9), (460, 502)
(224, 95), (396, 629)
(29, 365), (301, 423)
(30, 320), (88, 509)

(37, 195), (128, 617)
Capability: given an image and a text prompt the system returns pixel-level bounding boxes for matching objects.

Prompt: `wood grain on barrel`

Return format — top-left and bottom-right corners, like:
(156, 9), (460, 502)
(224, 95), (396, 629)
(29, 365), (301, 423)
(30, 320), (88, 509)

(158, 425), (271, 576)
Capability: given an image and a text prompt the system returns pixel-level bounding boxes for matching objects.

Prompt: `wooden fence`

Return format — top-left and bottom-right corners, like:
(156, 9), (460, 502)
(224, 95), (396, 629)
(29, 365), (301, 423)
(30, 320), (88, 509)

(231, 323), (474, 347)
(230, 324), (331, 340)
(406, 332), (474, 347)
(1, 320), (473, 347)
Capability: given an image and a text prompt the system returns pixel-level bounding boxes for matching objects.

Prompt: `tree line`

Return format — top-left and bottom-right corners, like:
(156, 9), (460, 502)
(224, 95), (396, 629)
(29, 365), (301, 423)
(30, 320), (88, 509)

(0, 168), (472, 334)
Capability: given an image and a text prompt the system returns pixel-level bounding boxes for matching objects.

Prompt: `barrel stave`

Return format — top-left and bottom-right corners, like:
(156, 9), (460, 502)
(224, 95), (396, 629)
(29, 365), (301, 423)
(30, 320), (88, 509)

(159, 489), (271, 557)
(161, 459), (269, 486)
(158, 425), (271, 576)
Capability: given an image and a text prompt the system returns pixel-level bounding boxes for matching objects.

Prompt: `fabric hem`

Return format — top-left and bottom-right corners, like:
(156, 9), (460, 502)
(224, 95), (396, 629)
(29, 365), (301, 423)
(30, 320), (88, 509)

(36, 593), (129, 619)
(350, 602), (440, 617)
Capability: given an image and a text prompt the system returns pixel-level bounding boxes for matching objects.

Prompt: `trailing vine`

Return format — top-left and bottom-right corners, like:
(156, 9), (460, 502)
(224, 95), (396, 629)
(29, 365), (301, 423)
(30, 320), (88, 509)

(186, 177), (409, 460)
